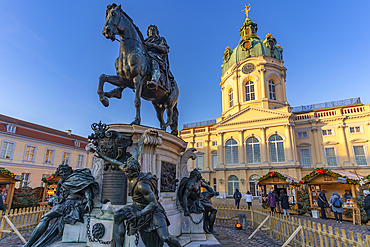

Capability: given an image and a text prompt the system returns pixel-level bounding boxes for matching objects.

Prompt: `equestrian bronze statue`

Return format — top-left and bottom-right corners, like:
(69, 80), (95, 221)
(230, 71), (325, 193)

(98, 4), (179, 135)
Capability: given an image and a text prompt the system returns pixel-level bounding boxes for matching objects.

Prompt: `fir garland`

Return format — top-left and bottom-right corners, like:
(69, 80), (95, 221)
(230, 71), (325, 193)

(301, 168), (360, 185)
(41, 174), (57, 183)
(258, 171), (301, 187)
(0, 167), (22, 181)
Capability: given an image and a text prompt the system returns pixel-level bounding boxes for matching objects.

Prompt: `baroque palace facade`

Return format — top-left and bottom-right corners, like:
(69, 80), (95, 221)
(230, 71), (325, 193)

(0, 114), (93, 188)
(179, 13), (370, 198)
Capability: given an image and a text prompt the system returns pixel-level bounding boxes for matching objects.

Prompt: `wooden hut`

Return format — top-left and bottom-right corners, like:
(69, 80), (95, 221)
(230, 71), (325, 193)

(0, 167), (22, 209)
(258, 171), (301, 210)
(41, 175), (60, 202)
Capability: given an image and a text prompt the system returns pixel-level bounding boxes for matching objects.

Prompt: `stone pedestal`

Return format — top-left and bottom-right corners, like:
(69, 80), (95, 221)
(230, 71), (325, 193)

(62, 216), (88, 243)
(86, 218), (115, 247)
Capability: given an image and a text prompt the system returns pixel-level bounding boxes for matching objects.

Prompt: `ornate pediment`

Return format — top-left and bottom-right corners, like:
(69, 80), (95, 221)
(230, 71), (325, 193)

(322, 140), (339, 146)
(350, 138), (369, 144)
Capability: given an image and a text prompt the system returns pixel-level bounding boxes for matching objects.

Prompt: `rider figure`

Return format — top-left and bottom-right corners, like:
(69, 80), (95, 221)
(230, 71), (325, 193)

(145, 25), (172, 92)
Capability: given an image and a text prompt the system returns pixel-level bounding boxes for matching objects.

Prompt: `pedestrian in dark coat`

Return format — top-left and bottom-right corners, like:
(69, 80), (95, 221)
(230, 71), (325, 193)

(318, 190), (329, 220)
(0, 194), (4, 212)
(280, 191), (290, 216)
(267, 191), (276, 213)
(363, 190), (370, 229)
(329, 191), (344, 223)
(233, 189), (242, 209)
(273, 190), (281, 213)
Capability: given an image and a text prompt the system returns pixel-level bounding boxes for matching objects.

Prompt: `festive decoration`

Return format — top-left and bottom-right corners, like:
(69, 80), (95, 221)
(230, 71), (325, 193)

(258, 171), (301, 187)
(294, 186), (312, 215)
(301, 168), (361, 185)
(41, 174), (57, 183)
(0, 167), (22, 180)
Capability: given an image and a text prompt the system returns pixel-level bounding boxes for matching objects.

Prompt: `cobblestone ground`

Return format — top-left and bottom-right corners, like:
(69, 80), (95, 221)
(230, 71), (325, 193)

(0, 228), (33, 247)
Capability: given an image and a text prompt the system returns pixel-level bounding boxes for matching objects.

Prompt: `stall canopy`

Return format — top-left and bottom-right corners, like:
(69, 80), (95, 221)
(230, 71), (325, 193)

(0, 167), (22, 209)
(258, 171), (301, 187)
(302, 168), (364, 185)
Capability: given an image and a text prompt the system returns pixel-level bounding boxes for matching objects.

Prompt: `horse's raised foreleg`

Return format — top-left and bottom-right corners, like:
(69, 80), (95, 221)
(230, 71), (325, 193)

(131, 75), (142, 125)
(152, 103), (165, 129)
(97, 74), (126, 107)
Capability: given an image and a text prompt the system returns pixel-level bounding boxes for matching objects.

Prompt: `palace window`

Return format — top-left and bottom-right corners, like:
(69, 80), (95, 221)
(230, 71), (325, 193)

(225, 139), (239, 165)
(212, 154), (218, 169)
(322, 129), (334, 136)
(249, 174), (261, 196)
(212, 141), (217, 146)
(269, 80), (276, 100)
(299, 149), (311, 168)
(24, 145), (36, 162)
(325, 148), (337, 167)
(77, 155), (84, 168)
(228, 175), (239, 196)
(196, 155), (204, 170)
(20, 173), (30, 188)
(44, 149), (55, 164)
(91, 156), (99, 168)
(349, 126), (362, 134)
(297, 132), (308, 139)
(246, 137), (261, 164)
(245, 81), (255, 101)
(229, 89), (234, 108)
(268, 134), (285, 163)
(0, 141), (15, 159)
(62, 152), (71, 165)
(353, 146), (367, 166)
(196, 142), (203, 148)
(6, 124), (16, 133)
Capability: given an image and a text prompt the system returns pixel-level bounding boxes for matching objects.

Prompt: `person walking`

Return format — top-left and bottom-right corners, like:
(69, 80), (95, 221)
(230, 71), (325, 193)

(245, 191), (253, 210)
(363, 190), (370, 230)
(267, 191), (276, 213)
(280, 191), (290, 216)
(0, 193), (4, 212)
(273, 190), (281, 213)
(329, 191), (344, 223)
(318, 190), (329, 220)
(233, 189), (242, 209)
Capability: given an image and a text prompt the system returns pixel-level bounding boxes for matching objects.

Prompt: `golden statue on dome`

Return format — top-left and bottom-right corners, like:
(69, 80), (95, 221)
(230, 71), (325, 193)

(242, 3), (251, 20)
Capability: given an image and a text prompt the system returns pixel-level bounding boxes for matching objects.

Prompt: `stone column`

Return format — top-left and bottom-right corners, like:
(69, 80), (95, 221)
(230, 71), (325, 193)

(189, 141), (195, 169)
(217, 132), (225, 167)
(260, 127), (268, 164)
(284, 124), (294, 164)
(238, 130), (245, 166)
(137, 128), (162, 176)
(337, 124), (352, 166)
(204, 138), (211, 170)
(311, 127), (323, 166)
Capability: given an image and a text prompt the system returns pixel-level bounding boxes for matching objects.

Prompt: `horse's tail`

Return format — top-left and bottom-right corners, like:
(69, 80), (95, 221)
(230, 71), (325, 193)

(170, 103), (179, 136)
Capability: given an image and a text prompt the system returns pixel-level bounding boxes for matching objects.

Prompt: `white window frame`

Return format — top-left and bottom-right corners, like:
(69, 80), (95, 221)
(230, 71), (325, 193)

(322, 128), (335, 136)
(268, 134), (285, 163)
(74, 140), (81, 147)
(44, 148), (55, 165)
(211, 154), (218, 169)
(76, 154), (85, 168)
(23, 145), (37, 162)
(0, 140), (16, 160)
(91, 156), (99, 169)
(298, 148), (312, 168)
(269, 80), (276, 100)
(245, 137), (261, 164)
(62, 151), (71, 165)
(351, 144), (369, 166)
(196, 155), (204, 170)
(196, 142), (203, 148)
(348, 125), (364, 135)
(296, 131), (308, 139)
(245, 80), (255, 101)
(225, 139), (239, 165)
(20, 173), (30, 188)
(324, 146), (339, 167)
(227, 175), (239, 196)
(6, 124), (16, 133)
(229, 89), (234, 108)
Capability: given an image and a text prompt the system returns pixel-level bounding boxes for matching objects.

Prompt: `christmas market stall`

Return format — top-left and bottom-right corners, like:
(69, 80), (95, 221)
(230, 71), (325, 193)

(0, 167), (22, 209)
(41, 174), (60, 203)
(302, 168), (363, 223)
(257, 171), (301, 211)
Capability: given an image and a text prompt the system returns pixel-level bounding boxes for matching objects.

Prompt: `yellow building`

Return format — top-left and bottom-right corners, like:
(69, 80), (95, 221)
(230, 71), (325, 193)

(180, 11), (370, 198)
(0, 114), (94, 189)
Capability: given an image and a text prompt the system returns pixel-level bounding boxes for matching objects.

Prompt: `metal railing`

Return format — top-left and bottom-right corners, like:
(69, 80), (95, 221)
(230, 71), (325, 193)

(292, 97), (361, 113)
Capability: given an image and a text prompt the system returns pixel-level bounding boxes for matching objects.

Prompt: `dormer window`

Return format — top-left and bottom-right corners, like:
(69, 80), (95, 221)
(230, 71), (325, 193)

(6, 124), (16, 133)
(74, 140), (81, 147)
(229, 89), (234, 108)
(269, 80), (276, 100)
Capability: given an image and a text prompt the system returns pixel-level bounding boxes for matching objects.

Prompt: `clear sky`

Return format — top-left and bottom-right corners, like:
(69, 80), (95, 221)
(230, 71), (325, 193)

(1, 1), (369, 138)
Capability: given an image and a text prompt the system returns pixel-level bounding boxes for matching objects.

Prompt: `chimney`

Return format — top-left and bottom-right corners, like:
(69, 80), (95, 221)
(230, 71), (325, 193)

(66, 130), (72, 135)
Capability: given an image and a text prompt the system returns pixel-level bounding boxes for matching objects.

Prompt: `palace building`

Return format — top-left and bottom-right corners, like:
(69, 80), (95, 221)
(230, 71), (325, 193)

(179, 10), (370, 198)
(0, 114), (93, 189)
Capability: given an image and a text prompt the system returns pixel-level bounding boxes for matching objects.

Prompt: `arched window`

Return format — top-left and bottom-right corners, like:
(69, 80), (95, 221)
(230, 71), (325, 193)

(268, 134), (285, 163)
(246, 137), (261, 164)
(228, 175), (239, 196)
(245, 81), (255, 101)
(225, 139), (239, 165)
(229, 89), (234, 107)
(269, 80), (276, 100)
(249, 174), (261, 196)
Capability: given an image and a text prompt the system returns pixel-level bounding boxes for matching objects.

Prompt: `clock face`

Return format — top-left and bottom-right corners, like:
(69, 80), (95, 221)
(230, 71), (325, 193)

(242, 63), (255, 74)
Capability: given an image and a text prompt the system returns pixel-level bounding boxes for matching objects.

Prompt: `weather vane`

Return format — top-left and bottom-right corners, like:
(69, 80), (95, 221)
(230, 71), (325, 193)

(242, 3), (251, 20)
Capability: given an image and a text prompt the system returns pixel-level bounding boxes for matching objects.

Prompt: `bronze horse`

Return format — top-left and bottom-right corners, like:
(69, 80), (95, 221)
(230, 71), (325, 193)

(98, 4), (179, 135)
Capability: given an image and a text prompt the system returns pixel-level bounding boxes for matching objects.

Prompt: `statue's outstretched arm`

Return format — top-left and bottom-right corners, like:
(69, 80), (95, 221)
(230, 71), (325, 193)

(201, 182), (215, 193)
(92, 146), (124, 171)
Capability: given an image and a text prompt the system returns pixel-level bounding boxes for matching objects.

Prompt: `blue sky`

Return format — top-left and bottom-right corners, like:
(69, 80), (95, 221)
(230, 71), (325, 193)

(1, 1), (369, 137)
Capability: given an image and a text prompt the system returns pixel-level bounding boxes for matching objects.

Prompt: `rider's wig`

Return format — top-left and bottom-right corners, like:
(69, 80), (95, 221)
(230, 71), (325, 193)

(55, 163), (73, 176)
(147, 25), (159, 36)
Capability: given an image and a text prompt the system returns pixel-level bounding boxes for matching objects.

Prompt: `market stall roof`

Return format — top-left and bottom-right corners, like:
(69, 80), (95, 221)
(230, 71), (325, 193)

(0, 167), (22, 181)
(258, 171), (301, 186)
(302, 168), (364, 185)
(41, 174), (60, 183)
